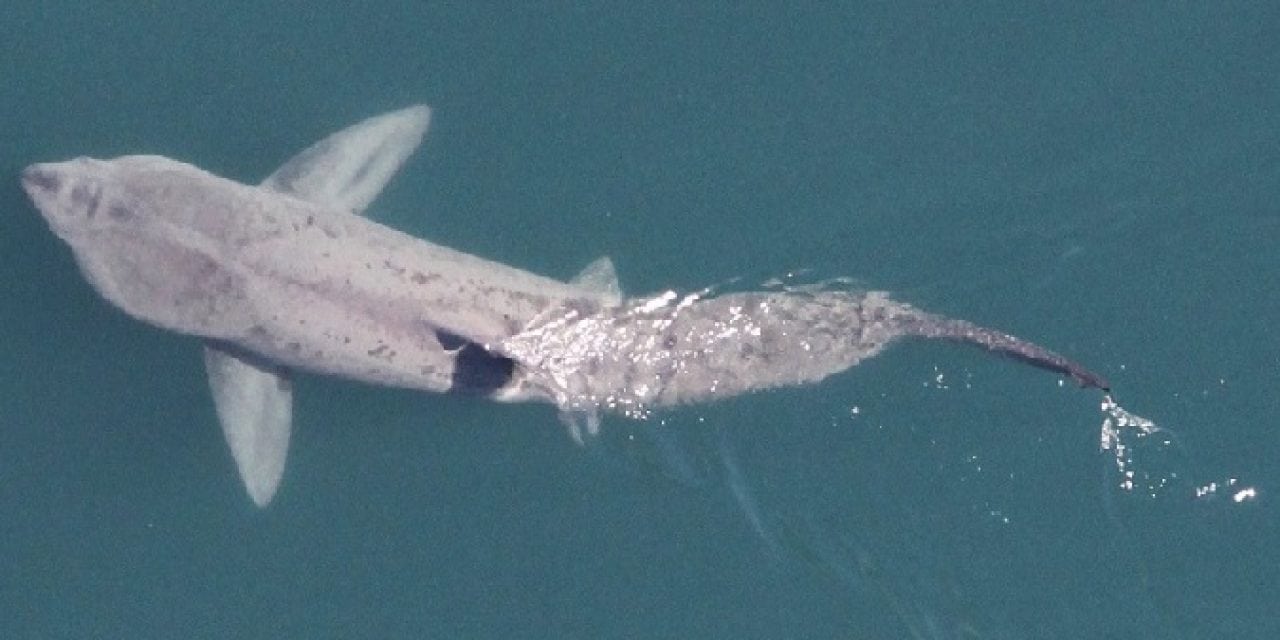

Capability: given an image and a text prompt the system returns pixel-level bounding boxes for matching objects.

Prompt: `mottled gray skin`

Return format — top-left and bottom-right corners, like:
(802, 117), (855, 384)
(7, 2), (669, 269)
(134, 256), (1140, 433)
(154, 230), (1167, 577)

(22, 111), (1109, 508)
(500, 290), (1108, 418)
(23, 155), (1106, 423)
(21, 155), (610, 395)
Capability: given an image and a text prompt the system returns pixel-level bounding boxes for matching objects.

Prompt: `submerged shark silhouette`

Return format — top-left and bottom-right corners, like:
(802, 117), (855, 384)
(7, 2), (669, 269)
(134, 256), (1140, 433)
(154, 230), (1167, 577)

(21, 105), (1108, 507)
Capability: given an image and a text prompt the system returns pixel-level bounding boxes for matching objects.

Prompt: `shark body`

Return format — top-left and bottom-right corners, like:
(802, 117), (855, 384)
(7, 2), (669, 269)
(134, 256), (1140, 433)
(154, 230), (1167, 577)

(21, 106), (1107, 507)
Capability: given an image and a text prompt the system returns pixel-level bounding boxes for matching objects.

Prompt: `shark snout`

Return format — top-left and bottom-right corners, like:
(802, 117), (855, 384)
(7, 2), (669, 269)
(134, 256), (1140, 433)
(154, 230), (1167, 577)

(21, 163), (62, 202)
(20, 159), (110, 236)
(20, 162), (76, 233)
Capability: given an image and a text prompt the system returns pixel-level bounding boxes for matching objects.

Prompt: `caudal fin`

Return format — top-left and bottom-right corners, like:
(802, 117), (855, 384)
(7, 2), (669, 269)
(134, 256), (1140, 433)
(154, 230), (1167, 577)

(898, 312), (1110, 391)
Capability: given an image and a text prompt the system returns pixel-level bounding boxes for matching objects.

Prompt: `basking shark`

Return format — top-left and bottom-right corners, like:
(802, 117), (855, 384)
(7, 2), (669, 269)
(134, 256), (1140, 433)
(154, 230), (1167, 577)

(21, 105), (1108, 507)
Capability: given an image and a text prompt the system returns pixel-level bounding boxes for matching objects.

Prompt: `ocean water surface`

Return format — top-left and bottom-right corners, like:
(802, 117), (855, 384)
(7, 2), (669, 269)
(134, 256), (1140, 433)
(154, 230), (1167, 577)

(2, 3), (1277, 638)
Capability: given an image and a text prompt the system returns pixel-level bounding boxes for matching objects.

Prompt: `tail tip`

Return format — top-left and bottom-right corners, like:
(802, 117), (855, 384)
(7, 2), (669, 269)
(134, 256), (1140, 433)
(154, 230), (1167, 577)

(1072, 370), (1111, 392)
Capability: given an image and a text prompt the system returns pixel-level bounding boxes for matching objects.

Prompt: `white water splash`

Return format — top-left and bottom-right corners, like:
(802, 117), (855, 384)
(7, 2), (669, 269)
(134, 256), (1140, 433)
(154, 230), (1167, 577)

(1099, 394), (1258, 503)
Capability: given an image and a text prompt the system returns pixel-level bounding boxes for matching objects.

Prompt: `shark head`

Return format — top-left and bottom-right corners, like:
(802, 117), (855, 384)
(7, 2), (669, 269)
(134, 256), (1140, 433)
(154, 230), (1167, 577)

(21, 155), (199, 249)
(22, 155), (257, 339)
(21, 106), (439, 509)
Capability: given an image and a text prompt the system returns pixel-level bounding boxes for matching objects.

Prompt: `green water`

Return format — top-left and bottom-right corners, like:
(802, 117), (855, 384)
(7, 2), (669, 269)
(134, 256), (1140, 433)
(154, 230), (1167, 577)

(2, 3), (1277, 638)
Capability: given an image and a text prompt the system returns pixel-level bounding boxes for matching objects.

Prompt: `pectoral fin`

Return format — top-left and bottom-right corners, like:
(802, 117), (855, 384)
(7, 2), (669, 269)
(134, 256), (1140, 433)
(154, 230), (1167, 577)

(205, 105), (430, 507)
(261, 104), (431, 215)
(204, 345), (293, 507)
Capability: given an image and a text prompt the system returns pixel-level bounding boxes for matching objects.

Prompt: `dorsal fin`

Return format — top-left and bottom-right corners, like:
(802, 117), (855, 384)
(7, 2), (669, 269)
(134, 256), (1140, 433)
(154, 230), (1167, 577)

(570, 256), (622, 305)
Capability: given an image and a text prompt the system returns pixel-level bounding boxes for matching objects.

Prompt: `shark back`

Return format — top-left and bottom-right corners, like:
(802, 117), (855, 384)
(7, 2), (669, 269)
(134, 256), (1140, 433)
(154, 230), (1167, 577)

(501, 290), (1107, 417)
